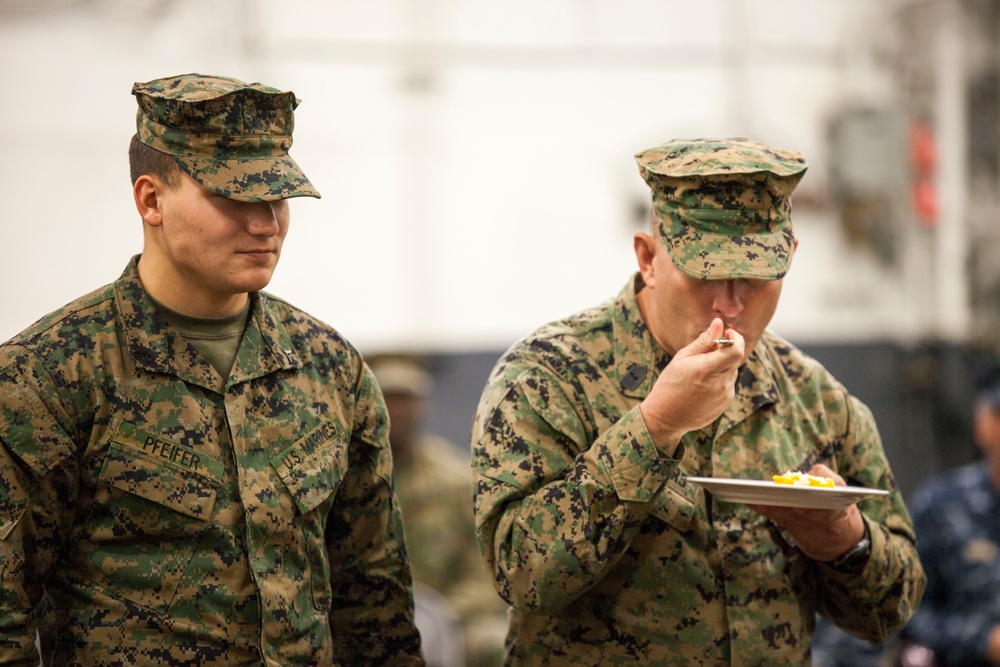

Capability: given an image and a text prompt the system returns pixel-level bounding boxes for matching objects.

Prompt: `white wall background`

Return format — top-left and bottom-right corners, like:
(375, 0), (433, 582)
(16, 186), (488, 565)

(0, 0), (915, 355)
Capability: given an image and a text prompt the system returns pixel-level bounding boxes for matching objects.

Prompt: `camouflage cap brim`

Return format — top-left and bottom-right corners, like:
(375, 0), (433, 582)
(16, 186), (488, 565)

(174, 154), (321, 203)
(653, 194), (795, 280)
(660, 214), (795, 280)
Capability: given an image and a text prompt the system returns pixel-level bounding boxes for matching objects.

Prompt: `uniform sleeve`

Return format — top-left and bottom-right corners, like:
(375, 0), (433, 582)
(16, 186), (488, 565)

(816, 395), (926, 643)
(0, 345), (79, 665)
(471, 362), (679, 613)
(900, 487), (995, 665)
(325, 361), (424, 666)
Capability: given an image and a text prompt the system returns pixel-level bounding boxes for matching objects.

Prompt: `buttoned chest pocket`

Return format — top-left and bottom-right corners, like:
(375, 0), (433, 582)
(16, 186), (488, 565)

(89, 422), (224, 613)
(271, 420), (350, 612)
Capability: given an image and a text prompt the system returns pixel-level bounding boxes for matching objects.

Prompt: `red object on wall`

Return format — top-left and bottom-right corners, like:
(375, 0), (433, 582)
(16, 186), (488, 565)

(910, 119), (938, 226)
(912, 179), (939, 223)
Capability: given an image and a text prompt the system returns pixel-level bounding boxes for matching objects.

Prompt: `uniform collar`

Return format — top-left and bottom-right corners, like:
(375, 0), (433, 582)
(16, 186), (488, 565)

(114, 255), (301, 394)
(611, 274), (664, 399)
(611, 273), (781, 430)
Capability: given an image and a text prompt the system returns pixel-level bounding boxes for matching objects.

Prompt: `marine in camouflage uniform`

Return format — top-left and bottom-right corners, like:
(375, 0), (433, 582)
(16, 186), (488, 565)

(372, 357), (509, 667)
(0, 74), (423, 665)
(394, 433), (507, 667)
(470, 138), (925, 666)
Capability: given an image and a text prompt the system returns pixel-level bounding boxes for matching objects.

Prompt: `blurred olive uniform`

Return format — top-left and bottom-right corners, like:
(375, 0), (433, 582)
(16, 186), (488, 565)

(397, 434), (508, 666)
(0, 75), (422, 665)
(373, 359), (508, 667)
(470, 138), (924, 665)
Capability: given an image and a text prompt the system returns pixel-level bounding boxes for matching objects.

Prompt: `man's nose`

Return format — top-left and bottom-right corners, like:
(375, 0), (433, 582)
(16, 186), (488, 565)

(245, 202), (281, 235)
(712, 280), (744, 319)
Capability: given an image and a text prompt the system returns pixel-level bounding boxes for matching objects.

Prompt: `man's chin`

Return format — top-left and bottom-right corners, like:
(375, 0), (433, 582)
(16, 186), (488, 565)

(235, 271), (275, 294)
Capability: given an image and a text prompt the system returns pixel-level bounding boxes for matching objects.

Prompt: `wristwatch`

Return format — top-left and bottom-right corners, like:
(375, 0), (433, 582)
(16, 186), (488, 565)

(829, 523), (872, 575)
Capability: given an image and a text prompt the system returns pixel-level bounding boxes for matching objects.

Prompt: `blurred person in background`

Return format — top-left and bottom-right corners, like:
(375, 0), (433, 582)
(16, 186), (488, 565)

(0, 73), (422, 665)
(470, 137), (925, 665)
(896, 366), (1000, 667)
(372, 355), (509, 667)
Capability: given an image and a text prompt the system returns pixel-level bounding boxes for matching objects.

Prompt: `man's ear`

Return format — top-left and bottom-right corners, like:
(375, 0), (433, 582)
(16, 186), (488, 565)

(134, 175), (165, 228)
(633, 231), (658, 287)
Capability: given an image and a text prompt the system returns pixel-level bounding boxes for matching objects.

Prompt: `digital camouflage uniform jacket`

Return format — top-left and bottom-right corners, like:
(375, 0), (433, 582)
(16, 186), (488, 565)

(471, 276), (925, 666)
(0, 257), (423, 666)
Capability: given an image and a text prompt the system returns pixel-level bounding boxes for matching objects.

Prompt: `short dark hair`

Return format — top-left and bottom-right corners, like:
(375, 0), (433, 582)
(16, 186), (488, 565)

(128, 134), (181, 188)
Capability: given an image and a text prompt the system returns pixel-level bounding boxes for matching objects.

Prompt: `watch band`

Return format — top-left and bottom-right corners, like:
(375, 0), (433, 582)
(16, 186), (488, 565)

(829, 524), (872, 574)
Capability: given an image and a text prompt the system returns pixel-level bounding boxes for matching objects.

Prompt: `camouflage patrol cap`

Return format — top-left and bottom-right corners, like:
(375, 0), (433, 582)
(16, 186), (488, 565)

(635, 137), (807, 280)
(370, 358), (433, 398)
(131, 73), (320, 202)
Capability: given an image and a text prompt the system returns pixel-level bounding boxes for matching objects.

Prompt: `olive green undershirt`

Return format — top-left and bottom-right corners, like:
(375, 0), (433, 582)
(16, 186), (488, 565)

(152, 297), (251, 378)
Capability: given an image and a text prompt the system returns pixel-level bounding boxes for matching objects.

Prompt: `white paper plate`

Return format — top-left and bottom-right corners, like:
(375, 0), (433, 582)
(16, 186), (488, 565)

(685, 476), (890, 510)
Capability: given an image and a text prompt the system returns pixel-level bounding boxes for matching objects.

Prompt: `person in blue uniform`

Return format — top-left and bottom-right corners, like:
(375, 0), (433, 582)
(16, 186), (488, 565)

(901, 371), (1000, 666)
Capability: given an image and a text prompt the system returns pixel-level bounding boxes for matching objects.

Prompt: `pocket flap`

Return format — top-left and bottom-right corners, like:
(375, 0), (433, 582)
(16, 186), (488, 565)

(0, 458), (27, 541)
(271, 421), (349, 514)
(102, 423), (223, 521)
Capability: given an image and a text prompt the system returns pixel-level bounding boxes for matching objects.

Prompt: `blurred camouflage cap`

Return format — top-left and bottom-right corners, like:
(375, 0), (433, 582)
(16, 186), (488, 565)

(635, 137), (807, 280)
(131, 73), (320, 202)
(370, 357), (432, 398)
